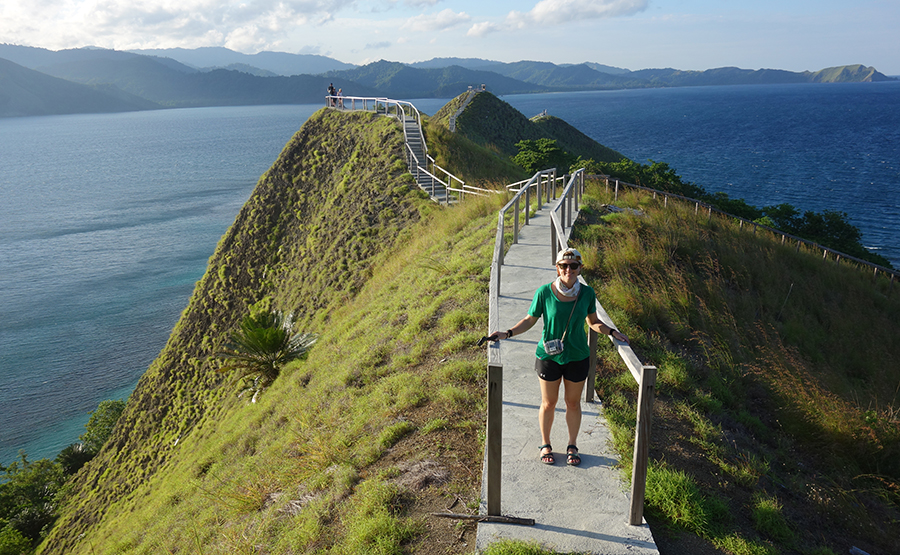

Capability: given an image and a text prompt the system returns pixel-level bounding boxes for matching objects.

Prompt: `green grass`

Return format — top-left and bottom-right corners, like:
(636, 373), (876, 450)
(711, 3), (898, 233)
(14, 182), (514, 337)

(44, 193), (502, 553)
(577, 178), (900, 555)
(645, 463), (728, 537)
(750, 493), (794, 544)
(37, 108), (509, 554)
(480, 539), (586, 555)
(34, 100), (900, 555)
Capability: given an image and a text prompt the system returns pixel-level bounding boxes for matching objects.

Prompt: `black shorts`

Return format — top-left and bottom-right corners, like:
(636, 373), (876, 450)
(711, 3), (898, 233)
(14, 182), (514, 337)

(535, 357), (590, 382)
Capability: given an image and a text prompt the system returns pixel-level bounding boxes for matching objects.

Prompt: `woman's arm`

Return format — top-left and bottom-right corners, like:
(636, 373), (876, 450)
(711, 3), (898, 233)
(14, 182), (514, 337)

(491, 314), (539, 340)
(586, 312), (629, 344)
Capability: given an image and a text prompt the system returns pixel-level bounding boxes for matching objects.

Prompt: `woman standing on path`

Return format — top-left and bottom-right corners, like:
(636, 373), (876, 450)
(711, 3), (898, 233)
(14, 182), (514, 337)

(490, 248), (628, 466)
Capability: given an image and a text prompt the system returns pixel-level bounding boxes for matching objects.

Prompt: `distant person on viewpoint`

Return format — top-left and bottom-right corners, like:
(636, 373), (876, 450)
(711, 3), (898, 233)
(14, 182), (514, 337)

(327, 83), (336, 106)
(490, 248), (628, 466)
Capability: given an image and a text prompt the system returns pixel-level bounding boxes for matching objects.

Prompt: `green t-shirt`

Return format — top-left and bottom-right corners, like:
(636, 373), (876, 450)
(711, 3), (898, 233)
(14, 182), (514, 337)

(528, 283), (597, 364)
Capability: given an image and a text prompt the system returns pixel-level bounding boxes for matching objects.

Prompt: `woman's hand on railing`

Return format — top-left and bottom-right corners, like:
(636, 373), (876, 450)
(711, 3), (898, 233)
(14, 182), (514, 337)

(610, 329), (629, 344)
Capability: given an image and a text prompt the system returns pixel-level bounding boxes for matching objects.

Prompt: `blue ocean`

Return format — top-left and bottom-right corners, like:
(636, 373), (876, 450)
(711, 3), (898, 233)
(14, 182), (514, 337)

(2, 83), (898, 465)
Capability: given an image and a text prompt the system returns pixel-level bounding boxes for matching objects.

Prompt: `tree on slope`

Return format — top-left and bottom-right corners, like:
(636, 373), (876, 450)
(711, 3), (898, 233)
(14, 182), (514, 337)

(216, 311), (317, 402)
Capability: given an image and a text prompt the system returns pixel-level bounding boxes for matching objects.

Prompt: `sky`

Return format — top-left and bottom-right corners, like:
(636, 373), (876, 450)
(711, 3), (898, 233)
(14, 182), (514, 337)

(1, 0), (898, 74)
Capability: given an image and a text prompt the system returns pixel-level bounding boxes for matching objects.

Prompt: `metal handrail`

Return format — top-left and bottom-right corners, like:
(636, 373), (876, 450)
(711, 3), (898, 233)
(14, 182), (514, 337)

(485, 168), (656, 524)
(329, 95), (477, 205)
(485, 168), (554, 515)
(546, 168), (657, 526)
(430, 158), (466, 190)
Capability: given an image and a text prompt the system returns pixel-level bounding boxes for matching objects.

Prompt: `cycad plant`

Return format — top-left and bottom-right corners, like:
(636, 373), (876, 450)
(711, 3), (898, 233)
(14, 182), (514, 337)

(217, 311), (317, 402)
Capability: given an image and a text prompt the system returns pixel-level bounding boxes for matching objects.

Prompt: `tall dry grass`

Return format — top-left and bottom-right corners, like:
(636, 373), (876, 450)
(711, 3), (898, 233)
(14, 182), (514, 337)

(574, 177), (900, 551)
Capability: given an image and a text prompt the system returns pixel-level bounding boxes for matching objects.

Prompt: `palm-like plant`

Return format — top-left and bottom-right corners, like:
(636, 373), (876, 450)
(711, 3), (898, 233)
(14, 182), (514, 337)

(216, 311), (317, 402)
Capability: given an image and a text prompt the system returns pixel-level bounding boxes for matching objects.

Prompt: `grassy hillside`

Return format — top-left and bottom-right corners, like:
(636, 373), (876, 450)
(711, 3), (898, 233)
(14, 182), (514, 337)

(808, 64), (891, 83)
(38, 107), (504, 554)
(32, 99), (899, 555)
(432, 91), (626, 164)
(573, 182), (900, 555)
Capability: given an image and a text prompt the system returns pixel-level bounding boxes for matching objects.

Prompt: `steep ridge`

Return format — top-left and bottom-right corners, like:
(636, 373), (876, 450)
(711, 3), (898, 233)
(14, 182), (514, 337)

(433, 91), (626, 163)
(38, 108), (437, 553)
(31, 93), (899, 555)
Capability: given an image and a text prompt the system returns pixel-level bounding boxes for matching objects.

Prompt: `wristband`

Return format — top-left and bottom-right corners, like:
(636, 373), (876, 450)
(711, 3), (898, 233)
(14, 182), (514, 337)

(506, 329), (513, 338)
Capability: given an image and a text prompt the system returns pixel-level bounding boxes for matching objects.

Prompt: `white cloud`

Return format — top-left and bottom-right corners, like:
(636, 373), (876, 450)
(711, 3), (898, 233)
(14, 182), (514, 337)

(467, 21), (499, 37)
(365, 40), (393, 50)
(507, 0), (648, 28)
(0, 0), (355, 52)
(401, 8), (471, 32)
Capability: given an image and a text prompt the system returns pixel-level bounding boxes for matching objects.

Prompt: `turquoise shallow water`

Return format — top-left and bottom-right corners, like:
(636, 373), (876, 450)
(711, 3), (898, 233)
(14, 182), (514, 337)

(2, 84), (897, 464)
(0, 105), (319, 463)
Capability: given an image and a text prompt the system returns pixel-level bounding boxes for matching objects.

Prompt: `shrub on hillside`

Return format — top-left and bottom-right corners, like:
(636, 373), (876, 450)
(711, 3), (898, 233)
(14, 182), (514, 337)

(216, 310), (317, 402)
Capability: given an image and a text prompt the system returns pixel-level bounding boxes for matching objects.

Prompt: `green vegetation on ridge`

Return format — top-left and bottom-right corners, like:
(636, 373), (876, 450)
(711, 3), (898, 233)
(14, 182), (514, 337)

(575, 157), (893, 268)
(7, 92), (896, 555)
(573, 182), (899, 554)
(432, 91), (626, 163)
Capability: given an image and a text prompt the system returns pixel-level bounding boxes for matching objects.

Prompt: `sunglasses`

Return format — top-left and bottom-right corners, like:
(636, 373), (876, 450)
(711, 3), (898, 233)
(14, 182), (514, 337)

(557, 263), (581, 270)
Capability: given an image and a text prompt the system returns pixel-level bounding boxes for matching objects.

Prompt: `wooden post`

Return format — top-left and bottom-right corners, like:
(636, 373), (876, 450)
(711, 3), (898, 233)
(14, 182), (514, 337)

(514, 197), (520, 244)
(549, 169), (556, 203)
(585, 329), (597, 403)
(487, 363), (503, 516)
(578, 171), (584, 206)
(525, 184), (531, 226)
(536, 178), (542, 211)
(629, 365), (658, 526)
(550, 222), (558, 265)
(561, 179), (568, 231)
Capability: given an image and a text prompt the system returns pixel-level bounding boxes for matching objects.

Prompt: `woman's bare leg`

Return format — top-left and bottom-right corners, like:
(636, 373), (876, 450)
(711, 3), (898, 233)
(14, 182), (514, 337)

(539, 377), (562, 446)
(563, 378), (586, 447)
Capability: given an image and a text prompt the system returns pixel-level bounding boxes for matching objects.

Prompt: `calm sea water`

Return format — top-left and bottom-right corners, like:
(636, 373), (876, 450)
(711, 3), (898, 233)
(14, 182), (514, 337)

(0, 105), (319, 464)
(2, 84), (898, 465)
(501, 83), (900, 266)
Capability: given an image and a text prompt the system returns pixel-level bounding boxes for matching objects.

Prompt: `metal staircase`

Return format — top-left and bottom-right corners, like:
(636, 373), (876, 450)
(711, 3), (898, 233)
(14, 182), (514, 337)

(326, 94), (483, 205)
(403, 119), (450, 203)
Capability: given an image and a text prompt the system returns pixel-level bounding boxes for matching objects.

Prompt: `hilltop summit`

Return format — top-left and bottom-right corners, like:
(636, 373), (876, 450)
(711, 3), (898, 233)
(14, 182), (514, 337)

(433, 91), (626, 163)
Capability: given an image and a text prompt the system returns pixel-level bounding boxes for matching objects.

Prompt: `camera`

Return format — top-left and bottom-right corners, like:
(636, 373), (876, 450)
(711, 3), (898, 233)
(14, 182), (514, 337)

(543, 339), (564, 355)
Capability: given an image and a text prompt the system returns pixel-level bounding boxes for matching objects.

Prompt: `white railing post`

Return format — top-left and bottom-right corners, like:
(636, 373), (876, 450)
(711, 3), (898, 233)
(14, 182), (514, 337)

(630, 365), (658, 525)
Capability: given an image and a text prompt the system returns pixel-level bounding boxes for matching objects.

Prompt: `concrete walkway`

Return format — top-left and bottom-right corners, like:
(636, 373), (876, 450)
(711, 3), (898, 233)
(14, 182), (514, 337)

(476, 205), (659, 554)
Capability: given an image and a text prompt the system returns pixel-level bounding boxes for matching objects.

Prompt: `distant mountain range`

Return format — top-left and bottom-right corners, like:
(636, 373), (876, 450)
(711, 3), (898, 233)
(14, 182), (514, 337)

(1, 44), (894, 118)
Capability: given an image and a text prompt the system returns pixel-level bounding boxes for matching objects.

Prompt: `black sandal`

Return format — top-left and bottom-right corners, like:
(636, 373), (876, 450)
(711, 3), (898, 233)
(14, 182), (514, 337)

(539, 444), (555, 465)
(566, 445), (581, 466)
